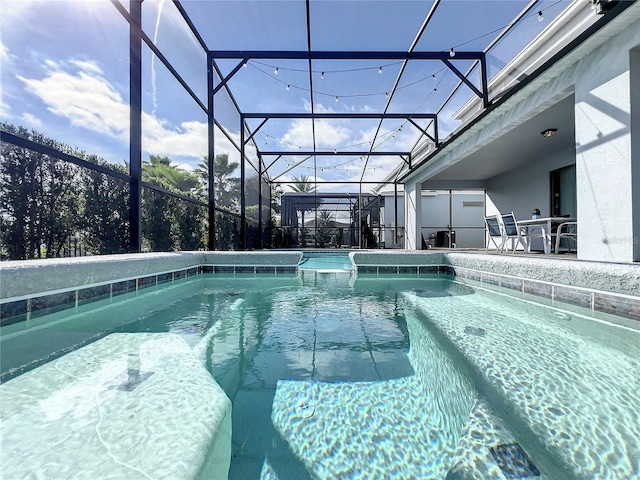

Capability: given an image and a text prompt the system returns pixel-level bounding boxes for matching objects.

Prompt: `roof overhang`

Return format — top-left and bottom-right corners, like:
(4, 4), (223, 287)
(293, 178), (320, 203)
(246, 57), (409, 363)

(400, 0), (639, 187)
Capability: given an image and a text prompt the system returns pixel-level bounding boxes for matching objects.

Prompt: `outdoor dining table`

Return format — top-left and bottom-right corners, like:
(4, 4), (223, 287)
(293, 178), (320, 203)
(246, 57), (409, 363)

(517, 217), (576, 254)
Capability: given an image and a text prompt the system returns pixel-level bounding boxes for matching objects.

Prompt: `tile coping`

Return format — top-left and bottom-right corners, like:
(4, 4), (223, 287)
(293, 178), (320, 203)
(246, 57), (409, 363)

(1, 252), (638, 326)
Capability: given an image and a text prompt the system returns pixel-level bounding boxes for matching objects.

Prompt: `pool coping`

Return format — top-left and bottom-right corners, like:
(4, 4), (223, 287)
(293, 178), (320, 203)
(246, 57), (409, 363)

(350, 251), (640, 322)
(1, 250), (638, 326)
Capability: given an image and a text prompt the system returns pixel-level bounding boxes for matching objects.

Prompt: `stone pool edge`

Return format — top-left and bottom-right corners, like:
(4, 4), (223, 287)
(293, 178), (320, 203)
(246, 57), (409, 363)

(2, 250), (638, 325)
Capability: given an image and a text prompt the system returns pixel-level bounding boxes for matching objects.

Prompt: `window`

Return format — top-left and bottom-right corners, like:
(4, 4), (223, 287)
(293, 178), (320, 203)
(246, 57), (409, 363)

(550, 164), (576, 217)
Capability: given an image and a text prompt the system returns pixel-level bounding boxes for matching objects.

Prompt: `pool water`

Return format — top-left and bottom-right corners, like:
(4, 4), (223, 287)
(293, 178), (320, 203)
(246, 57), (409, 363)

(298, 252), (353, 271)
(1, 272), (639, 479)
(207, 273), (476, 479)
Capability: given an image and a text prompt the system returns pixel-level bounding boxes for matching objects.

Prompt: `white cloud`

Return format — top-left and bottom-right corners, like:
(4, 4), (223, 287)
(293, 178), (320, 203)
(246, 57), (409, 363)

(142, 116), (206, 158)
(16, 58), (218, 164)
(281, 118), (353, 149)
(18, 66), (129, 140)
(21, 112), (42, 128)
(69, 59), (104, 75)
(0, 99), (11, 118)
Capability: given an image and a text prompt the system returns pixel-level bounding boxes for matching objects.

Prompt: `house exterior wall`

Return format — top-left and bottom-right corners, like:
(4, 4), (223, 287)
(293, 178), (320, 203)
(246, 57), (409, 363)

(404, 181), (421, 250)
(486, 147), (576, 251)
(573, 19), (639, 262)
(402, 5), (640, 262)
(385, 190), (485, 249)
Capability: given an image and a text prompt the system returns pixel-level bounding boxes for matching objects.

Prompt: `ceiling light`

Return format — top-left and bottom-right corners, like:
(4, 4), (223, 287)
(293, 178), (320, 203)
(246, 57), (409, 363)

(540, 128), (557, 138)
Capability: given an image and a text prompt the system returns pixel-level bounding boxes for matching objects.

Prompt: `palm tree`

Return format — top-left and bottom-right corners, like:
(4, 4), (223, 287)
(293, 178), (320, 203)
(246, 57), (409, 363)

(143, 155), (198, 193)
(289, 174), (315, 193)
(316, 209), (336, 247)
(288, 175), (317, 246)
(195, 153), (240, 207)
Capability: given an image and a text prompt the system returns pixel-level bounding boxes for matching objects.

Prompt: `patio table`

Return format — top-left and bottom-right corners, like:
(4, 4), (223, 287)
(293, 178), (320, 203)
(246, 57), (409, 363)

(517, 217), (576, 254)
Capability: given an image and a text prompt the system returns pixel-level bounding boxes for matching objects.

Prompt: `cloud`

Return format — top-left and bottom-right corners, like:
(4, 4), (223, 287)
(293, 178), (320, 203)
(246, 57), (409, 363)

(15, 58), (220, 164)
(69, 59), (104, 75)
(280, 117), (353, 149)
(21, 112), (42, 128)
(18, 65), (129, 140)
(142, 116), (206, 158)
(0, 99), (11, 118)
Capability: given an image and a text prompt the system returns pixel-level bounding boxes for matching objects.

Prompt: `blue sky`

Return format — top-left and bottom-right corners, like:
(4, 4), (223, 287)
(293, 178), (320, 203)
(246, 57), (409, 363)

(0, 0), (569, 193)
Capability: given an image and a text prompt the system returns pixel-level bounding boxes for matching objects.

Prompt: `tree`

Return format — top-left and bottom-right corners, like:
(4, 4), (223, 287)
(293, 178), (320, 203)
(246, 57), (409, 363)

(289, 174), (315, 193)
(142, 155), (203, 252)
(80, 158), (130, 255)
(288, 175), (318, 246)
(195, 153), (240, 208)
(316, 209), (336, 247)
(1, 122), (80, 259)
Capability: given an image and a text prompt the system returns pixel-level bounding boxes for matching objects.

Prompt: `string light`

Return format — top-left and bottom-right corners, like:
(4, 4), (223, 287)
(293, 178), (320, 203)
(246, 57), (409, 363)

(449, 47), (455, 58)
(321, 71), (325, 79)
(537, 10), (544, 21)
(274, 67), (279, 75)
(286, 84), (291, 91)
(251, 61), (445, 100)
(378, 66), (383, 74)
(335, 96), (339, 102)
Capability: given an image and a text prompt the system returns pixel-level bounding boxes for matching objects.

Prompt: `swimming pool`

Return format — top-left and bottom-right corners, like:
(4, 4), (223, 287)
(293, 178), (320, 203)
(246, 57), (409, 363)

(1, 268), (639, 479)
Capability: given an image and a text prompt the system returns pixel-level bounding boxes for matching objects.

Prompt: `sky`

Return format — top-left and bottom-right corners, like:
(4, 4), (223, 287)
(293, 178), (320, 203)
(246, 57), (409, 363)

(0, 0), (570, 194)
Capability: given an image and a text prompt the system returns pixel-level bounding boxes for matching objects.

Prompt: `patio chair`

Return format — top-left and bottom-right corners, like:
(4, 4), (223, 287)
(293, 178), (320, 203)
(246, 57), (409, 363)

(501, 212), (544, 253)
(554, 221), (577, 253)
(484, 215), (505, 252)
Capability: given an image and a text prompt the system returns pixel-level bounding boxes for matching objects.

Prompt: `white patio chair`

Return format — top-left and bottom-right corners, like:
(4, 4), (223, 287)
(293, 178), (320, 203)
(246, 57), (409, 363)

(484, 215), (505, 252)
(501, 212), (544, 253)
(555, 221), (577, 253)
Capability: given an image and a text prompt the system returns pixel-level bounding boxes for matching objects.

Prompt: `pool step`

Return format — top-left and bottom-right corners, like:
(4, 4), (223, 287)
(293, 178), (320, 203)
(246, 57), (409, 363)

(445, 399), (548, 480)
(0, 333), (232, 480)
(405, 290), (640, 480)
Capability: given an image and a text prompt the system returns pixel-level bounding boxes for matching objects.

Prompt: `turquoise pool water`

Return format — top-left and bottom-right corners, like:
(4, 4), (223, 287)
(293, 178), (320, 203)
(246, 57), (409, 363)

(1, 272), (639, 479)
(298, 252), (353, 271)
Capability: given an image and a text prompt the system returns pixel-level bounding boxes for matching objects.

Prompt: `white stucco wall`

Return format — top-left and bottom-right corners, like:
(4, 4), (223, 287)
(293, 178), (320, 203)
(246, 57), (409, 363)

(403, 4), (640, 262)
(382, 194), (405, 247)
(486, 148), (576, 251)
(632, 46), (640, 261)
(486, 148), (573, 219)
(404, 181), (421, 250)
(573, 19), (639, 262)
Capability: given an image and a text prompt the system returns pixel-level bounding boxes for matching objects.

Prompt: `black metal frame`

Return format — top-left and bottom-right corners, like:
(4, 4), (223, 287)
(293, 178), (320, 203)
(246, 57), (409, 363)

(7, 0), (626, 252)
(208, 48), (487, 249)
